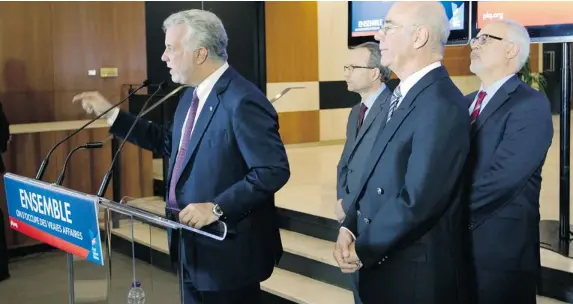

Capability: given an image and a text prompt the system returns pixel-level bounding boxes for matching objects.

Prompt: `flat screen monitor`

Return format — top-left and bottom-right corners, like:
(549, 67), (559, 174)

(471, 1), (573, 43)
(348, 1), (471, 46)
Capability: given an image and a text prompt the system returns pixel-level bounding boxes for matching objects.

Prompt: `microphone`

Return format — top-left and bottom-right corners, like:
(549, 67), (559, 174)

(35, 80), (150, 181)
(96, 82), (187, 197)
(55, 141), (104, 185)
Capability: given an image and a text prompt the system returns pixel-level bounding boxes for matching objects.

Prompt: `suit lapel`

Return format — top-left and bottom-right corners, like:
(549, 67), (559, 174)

(358, 66), (450, 193)
(466, 92), (477, 110)
(347, 106), (359, 144)
(174, 68), (233, 185)
(348, 88), (391, 157)
(180, 70), (233, 173)
(471, 75), (520, 137)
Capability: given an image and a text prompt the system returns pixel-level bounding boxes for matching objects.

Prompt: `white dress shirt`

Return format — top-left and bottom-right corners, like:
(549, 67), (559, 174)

(469, 73), (515, 115)
(108, 62), (230, 152)
(396, 61), (442, 106)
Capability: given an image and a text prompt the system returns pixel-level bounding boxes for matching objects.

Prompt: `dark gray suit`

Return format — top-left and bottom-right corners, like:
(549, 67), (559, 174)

(336, 85), (391, 303)
(341, 66), (470, 304)
(337, 85), (392, 212)
(465, 75), (553, 304)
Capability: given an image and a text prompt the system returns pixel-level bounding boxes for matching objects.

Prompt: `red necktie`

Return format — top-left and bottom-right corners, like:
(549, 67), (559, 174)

(357, 103), (368, 133)
(470, 91), (487, 124)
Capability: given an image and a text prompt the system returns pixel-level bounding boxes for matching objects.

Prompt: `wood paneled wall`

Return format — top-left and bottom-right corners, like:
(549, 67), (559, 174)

(265, 1), (543, 143)
(265, 2), (320, 144)
(0, 2), (147, 124)
(0, 2), (153, 249)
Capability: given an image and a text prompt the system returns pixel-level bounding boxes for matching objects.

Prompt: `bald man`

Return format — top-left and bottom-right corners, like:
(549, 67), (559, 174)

(466, 19), (552, 304)
(332, 2), (470, 303)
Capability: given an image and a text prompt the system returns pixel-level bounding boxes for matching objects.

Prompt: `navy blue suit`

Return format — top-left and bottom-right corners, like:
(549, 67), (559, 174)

(465, 75), (553, 303)
(341, 66), (471, 303)
(109, 66), (290, 303)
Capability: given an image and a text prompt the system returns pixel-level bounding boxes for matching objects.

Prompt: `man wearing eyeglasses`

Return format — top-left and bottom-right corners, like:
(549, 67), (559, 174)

(335, 41), (392, 304)
(332, 2), (470, 303)
(336, 41), (392, 222)
(465, 19), (553, 304)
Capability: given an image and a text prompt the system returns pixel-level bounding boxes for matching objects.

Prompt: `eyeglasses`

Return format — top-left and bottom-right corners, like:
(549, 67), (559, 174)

(344, 65), (376, 73)
(377, 22), (419, 37)
(470, 34), (504, 46)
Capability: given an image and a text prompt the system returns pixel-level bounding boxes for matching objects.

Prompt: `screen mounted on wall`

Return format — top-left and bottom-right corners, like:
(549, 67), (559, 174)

(348, 1), (471, 46)
(472, 1), (573, 43)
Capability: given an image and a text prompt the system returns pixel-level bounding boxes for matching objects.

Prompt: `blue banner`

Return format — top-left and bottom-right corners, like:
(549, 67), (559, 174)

(4, 173), (104, 266)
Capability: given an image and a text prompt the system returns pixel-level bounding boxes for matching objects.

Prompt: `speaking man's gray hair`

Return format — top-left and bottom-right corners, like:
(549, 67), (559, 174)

(163, 9), (229, 61)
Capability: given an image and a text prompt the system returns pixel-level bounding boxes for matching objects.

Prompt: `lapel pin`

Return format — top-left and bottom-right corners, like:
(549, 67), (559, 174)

(209, 106), (213, 111)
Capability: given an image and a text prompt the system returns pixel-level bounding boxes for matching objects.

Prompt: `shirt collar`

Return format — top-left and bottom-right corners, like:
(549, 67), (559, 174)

(479, 73), (515, 96)
(195, 61), (230, 100)
(361, 83), (386, 109)
(397, 61), (442, 97)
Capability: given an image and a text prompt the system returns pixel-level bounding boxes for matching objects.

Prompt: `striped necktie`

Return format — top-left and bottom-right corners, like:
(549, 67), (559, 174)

(167, 90), (199, 209)
(471, 91), (487, 124)
(387, 86), (402, 122)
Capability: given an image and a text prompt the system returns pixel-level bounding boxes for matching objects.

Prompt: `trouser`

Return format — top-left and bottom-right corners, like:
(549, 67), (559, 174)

(350, 272), (362, 304)
(473, 268), (537, 304)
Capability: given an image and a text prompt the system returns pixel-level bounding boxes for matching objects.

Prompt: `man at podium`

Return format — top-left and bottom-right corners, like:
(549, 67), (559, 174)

(72, 9), (290, 304)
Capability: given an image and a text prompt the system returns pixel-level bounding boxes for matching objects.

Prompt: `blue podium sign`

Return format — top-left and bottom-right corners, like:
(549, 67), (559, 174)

(3, 173), (104, 266)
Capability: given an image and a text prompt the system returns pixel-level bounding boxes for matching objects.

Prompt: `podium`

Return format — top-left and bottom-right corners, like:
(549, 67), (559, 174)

(3, 173), (227, 303)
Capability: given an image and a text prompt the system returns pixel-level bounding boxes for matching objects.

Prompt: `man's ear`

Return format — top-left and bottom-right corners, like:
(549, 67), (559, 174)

(371, 68), (381, 82)
(506, 43), (520, 60)
(413, 26), (429, 50)
(196, 47), (208, 64)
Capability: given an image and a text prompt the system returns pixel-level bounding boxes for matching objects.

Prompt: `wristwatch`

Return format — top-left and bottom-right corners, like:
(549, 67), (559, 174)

(212, 204), (224, 218)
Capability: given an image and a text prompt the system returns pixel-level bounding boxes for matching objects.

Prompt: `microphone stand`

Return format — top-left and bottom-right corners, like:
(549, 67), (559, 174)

(97, 83), (185, 295)
(35, 80), (150, 181)
(51, 141), (103, 304)
(55, 142), (104, 185)
(34, 81), (147, 303)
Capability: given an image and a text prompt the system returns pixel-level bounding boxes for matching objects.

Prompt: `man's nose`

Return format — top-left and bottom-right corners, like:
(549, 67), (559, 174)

(374, 29), (385, 42)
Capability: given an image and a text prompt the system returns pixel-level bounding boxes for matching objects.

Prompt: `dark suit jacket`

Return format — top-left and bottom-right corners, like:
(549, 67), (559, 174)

(466, 75), (553, 274)
(342, 66), (470, 303)
(109, 66), (290, 291)
(337, 86), (391, 208)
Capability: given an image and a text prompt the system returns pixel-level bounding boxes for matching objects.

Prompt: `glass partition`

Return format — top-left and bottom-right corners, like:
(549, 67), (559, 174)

(70, 197), (182, 303)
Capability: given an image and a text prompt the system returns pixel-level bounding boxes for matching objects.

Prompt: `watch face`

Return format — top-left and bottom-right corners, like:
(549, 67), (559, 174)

(213, 205), (223, 216)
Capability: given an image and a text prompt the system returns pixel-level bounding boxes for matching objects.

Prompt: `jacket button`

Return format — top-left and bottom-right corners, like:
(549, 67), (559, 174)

(377, 188), (383, 195)
(364, 218), (370, 224)
(357, 210), (361, 216)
